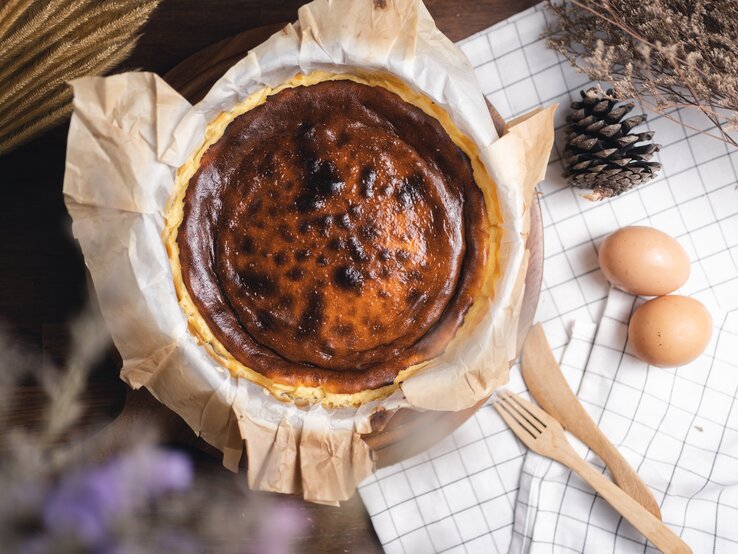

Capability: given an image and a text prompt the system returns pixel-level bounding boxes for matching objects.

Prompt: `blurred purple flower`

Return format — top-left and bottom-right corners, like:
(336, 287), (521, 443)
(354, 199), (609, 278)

(42, 446), (193, 546)
(249, 499), (310, 554)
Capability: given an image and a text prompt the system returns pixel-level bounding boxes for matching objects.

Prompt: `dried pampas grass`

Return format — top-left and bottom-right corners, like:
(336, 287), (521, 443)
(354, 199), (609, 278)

(0, 0), (160, 156)
(545, 0), (738, 148)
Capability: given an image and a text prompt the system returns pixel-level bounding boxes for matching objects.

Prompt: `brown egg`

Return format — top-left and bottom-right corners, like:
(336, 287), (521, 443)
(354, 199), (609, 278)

(599, 226), (690, 296)
(628, 295), (712, 367)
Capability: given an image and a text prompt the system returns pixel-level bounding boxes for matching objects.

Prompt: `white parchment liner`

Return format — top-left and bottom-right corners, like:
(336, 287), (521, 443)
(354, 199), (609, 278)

(63, 0), (555, 504)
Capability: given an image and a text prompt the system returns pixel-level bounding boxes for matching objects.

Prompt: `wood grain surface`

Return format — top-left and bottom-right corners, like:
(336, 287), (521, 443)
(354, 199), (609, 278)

(0, 1), (539, 552)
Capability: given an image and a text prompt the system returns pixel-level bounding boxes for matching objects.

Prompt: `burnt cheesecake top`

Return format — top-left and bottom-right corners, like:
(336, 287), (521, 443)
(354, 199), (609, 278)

(175, 78), (489, 396)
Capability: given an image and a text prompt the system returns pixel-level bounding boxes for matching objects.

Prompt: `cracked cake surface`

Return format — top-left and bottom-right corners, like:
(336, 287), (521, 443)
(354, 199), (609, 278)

(166, 73), (500, 405)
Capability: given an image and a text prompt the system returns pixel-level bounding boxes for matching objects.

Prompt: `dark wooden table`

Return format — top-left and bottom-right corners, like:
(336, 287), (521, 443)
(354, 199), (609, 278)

(0, 1), (536, 551)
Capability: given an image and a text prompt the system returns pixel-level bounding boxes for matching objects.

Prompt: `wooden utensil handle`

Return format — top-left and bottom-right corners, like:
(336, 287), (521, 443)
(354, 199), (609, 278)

(572, 413), (663, 519)
(594, 436), (646, 489)
(558, 448), (691, 554)
(522, 324), (662, 519)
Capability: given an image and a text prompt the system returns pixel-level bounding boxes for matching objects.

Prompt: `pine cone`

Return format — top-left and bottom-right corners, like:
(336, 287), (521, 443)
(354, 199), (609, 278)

(563, 88), (662, 201)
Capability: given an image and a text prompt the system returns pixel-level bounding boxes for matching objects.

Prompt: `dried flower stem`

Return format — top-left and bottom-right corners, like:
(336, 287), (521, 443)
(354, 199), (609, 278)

(0, 104), (73, 156)
(0, 0), (160, 156)
(0, 86), (72, 139)
(41, 306), (110, 442)
(0, 0), (35, 42)
(545, 0), (738, 147)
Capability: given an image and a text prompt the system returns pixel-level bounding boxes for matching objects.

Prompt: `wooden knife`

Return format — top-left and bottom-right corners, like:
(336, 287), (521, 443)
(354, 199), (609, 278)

(521, 324), (663, 519)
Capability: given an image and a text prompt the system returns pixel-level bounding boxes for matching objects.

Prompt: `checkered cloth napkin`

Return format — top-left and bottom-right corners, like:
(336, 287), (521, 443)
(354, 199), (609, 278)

(513, 288), (738, 553)
(358, 3), (738, 553)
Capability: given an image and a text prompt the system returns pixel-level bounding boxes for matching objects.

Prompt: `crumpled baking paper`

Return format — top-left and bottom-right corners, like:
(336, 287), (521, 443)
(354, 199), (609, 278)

(63, 0), (555, 504)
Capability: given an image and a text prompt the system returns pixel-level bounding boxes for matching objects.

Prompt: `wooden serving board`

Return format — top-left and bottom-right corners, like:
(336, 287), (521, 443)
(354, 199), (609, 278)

(99, 24), (543, 469)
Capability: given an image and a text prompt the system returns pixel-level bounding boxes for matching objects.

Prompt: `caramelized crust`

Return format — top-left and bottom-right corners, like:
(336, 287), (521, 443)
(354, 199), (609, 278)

(177, 80), (487, 393)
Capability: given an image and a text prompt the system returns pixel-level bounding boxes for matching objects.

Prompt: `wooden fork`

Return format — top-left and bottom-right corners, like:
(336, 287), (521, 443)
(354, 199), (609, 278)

(493, 390), (692, 554)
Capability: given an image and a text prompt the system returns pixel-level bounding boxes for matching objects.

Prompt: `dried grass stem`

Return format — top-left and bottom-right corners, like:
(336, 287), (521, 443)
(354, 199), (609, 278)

(0, 0), (159, 156)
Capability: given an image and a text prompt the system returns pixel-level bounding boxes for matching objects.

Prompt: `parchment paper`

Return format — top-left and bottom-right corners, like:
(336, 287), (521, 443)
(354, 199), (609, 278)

(63, 0), (555, 504)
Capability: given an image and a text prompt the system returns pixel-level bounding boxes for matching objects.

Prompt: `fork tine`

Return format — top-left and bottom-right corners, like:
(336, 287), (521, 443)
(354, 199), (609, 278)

(497, 391), (543, 435)
(502, 390), (560, 431)
(493, 398), (536, 443)
(501, 390), (547, 431)
(496, 395), (692, 553)
(493, 395), (539, 441)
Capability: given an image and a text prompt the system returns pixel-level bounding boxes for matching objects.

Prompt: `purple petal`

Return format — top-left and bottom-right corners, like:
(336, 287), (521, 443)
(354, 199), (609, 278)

(42, 446), (193, 546)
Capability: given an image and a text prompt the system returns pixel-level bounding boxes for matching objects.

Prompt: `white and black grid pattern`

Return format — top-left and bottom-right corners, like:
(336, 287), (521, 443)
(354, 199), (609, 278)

(358, 3), (738, 553)
(513, 289), (738, 554)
